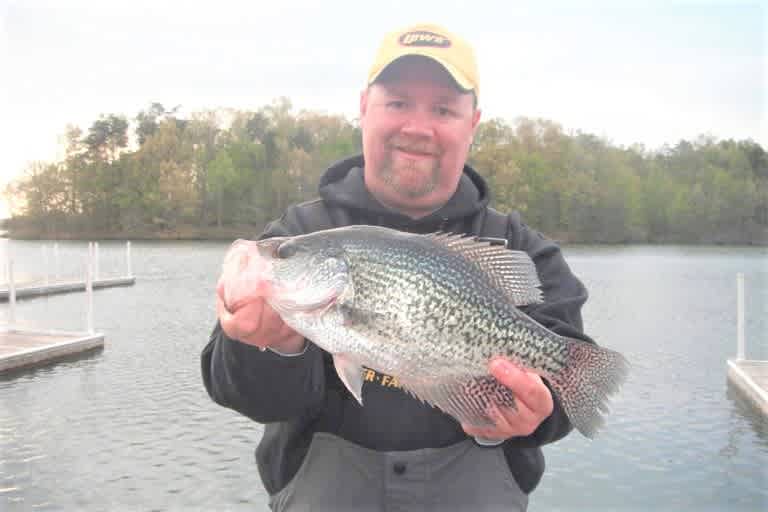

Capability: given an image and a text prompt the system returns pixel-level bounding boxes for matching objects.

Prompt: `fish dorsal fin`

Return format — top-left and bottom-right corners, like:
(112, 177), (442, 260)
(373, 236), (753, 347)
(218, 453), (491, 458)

(427, 232), (543, 306)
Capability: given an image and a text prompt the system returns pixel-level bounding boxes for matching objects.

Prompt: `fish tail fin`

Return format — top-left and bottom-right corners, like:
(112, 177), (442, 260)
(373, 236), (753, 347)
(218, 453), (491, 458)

(547, 338), (629, 439)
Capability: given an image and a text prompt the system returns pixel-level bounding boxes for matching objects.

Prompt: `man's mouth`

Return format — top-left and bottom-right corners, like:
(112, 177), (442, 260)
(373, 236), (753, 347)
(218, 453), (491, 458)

(392, 145), (438, 158)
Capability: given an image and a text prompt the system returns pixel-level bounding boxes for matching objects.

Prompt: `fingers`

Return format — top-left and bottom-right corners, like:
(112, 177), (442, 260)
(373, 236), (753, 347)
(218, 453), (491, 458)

(216, 277), (226, 301)
(489, 358), (553, 418)
(217, 295), (268, 347)
(462, 399), (540, 440)
(217, 294), (303, 351)
(461, 358), (555, 441)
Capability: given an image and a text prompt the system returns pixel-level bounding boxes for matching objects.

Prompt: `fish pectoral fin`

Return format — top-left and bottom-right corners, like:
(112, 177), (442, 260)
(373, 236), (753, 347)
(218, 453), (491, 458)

(332, 353), (365, 405)
(400, 374), (518, 429)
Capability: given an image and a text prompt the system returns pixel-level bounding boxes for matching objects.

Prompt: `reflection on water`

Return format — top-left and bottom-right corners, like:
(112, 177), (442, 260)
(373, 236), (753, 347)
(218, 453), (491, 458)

(726, 382), (768, 446)
(0, 241), (766, 511)
(0, 348), (105, 382)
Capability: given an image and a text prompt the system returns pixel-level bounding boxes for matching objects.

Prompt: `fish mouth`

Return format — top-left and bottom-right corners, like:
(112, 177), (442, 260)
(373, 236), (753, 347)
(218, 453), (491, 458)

(271, 269), (349, 315)
(272, 291), (340, 316)
(223, 235), (350, 316)
(221, 239), (280, 312)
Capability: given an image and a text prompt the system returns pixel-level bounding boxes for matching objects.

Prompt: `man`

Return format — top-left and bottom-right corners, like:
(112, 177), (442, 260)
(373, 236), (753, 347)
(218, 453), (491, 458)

(202, 23), (592, 512)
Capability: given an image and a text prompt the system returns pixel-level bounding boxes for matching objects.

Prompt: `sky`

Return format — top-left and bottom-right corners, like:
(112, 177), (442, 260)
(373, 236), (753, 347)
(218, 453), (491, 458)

(1, 0), (766, 218)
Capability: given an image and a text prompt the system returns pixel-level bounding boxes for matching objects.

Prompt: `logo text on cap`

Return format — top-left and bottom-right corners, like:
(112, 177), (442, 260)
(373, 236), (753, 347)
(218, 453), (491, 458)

(398, 31), (451, 48)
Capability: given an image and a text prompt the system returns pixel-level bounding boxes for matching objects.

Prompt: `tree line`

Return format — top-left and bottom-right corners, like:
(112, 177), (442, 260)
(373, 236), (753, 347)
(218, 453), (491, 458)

(4, 99), (766, 244)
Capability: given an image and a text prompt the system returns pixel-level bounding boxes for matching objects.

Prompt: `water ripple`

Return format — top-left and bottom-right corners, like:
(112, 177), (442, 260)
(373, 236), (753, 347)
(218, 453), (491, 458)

(1, 243), (766, 510)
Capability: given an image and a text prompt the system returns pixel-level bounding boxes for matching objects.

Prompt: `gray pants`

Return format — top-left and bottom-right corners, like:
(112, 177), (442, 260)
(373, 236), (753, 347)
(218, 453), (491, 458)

(269, 433), (528, 512)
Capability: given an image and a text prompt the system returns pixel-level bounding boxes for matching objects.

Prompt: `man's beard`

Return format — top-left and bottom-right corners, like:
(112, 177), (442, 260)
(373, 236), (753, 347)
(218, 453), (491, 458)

(379, 148), (441, 199)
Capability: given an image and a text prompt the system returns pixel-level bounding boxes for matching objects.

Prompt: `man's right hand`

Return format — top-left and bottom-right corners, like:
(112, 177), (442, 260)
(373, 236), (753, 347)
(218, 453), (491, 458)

(216, 280), (306, 354)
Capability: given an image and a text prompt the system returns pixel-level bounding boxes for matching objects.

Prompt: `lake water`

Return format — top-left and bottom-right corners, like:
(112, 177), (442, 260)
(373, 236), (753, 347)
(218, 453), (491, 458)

(0, 240), (766, 511)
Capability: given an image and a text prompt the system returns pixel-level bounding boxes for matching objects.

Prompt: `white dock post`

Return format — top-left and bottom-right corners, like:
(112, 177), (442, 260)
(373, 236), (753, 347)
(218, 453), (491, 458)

(8, 258), (16, 329)
(43, 245), (50, 287)
(736, 273), (745, 361)
(53, 243), (60, 280)
(86, 242), (94, 334)
(94, 241), (100, 281)
(0, 239), (6, 284)
(126, 241), (132, 277)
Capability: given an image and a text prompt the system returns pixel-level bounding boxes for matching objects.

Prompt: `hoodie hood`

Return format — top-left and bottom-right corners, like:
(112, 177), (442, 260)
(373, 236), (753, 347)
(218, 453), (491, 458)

(318, 154), (490, 230)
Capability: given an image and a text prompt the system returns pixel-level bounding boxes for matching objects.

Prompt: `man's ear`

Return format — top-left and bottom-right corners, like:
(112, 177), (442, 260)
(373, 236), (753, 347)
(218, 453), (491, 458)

(471, 107), (482, 134)
(359, 88), (370, 124)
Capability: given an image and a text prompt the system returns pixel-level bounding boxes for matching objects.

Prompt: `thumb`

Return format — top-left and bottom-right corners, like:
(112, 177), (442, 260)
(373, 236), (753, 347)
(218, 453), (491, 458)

(216, 277), (226, 300)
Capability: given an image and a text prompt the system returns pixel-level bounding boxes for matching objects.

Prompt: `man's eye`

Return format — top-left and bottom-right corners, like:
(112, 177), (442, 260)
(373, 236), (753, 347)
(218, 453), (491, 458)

(387, 101), (406, 110)
(435, 106), (453, 117)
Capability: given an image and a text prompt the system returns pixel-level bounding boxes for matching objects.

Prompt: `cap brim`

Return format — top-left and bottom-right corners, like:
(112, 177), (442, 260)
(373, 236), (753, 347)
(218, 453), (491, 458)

(369, 51), (475, 93)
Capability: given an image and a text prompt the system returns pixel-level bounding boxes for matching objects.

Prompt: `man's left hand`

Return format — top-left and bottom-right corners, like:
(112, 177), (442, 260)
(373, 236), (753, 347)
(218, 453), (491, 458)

(461, 357), (554, 442)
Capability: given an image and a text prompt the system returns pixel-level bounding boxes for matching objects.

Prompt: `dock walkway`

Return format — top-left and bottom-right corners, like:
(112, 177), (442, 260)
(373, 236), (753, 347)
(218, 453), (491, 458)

(0, 240), (127, 372)
(0, 276), (135, 301)
(725, 273), (767, 417)
(0, 329), (104, 372)
(0, 240), (135, 302)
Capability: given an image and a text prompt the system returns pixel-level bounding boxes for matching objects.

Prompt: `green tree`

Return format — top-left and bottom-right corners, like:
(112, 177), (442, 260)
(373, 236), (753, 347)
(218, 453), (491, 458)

(84, 114), (129, 163)
(4, 99), (765, 244)
(207, 149), (237, 228)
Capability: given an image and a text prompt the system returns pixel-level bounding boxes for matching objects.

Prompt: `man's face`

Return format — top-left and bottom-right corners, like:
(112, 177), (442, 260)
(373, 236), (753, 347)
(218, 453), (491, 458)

(359, 57), (481, 218)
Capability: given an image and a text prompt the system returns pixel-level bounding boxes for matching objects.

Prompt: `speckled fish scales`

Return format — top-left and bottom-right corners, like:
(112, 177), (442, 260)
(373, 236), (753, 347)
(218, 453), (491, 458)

(239, 225), (629, 438)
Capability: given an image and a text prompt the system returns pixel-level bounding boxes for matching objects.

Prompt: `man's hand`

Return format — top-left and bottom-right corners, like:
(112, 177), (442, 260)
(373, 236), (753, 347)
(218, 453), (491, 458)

(216, 279), (305, 354)
(461, 358), (554, 442)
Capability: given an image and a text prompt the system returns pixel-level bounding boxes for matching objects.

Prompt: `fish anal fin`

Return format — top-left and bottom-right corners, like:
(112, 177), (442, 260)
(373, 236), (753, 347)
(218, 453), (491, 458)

(400, 374), (518, 429)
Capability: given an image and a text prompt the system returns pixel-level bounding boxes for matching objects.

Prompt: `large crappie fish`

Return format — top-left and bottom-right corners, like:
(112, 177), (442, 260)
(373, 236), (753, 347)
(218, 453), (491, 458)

(220, 225), (629, 438)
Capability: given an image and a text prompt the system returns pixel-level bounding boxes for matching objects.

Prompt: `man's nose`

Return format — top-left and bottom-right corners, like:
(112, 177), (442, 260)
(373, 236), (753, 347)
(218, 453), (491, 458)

(400, 108), (435, 139)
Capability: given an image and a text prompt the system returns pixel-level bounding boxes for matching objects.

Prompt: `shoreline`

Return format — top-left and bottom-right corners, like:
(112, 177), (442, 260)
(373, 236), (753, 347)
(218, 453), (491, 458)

(1, 225), (261, 242)
(3, 226), (767, 246)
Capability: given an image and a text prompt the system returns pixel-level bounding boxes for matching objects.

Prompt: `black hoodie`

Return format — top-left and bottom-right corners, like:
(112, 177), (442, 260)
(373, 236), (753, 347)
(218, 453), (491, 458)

(201, 154), (592, 496)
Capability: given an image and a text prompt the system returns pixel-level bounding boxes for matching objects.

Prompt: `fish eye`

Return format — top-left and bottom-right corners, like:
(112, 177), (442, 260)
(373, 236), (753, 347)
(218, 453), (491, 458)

(276, 241), (299, 259)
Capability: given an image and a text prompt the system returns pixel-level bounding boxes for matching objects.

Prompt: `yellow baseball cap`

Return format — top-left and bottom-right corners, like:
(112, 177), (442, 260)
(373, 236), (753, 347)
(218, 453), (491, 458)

(367, 23), (480, 100)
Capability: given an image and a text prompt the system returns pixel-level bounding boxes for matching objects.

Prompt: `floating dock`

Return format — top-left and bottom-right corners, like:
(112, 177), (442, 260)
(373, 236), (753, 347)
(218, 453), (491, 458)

(0, 241), (123, 373)
(0, 276), (135, 301)
(0, 329), (104, 372)
(727, 360), (768, 415)
(725, 273), (767, 416)
(0, 240), (134, 301)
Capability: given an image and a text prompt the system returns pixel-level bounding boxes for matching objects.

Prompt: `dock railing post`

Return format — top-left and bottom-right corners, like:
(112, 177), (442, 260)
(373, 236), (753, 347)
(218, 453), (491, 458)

(736, 273), (745, 361)
(86, 242), (94, 334)
(53, 243), (60, 280)
(1, 238), (7, 286)
(0, 239), (6, 285)
(94, 241), (100, 281)
(8, 258), (16, 329)
(43, 245), (50, 287)
(126, 241), (132, 277)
